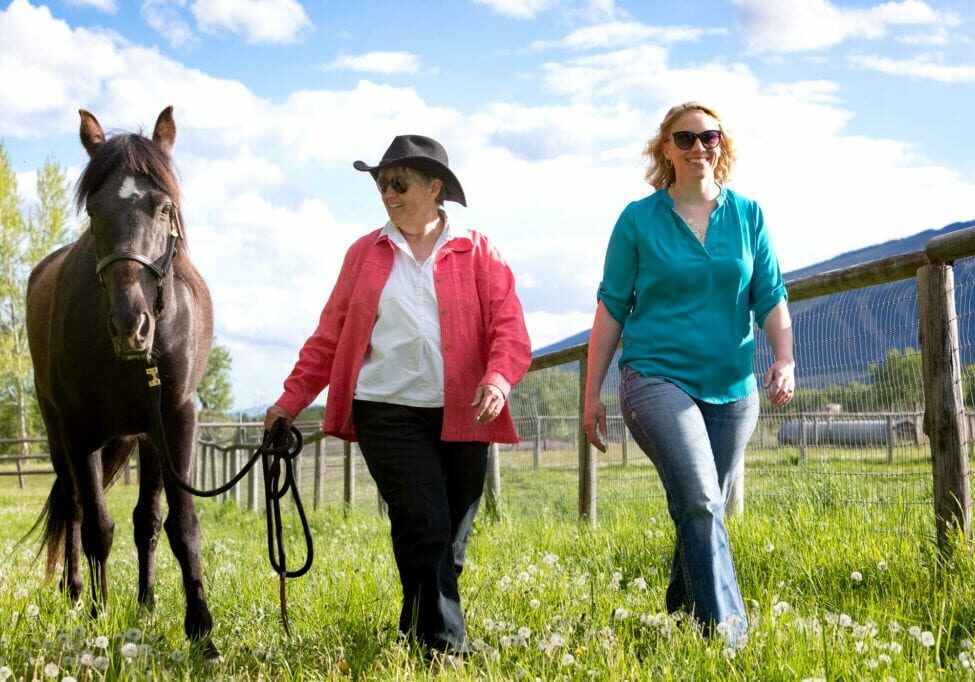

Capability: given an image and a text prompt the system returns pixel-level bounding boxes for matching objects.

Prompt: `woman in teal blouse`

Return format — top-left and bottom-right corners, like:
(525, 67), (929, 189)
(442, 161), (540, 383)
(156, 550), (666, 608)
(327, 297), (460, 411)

(584, 101), (795, 645)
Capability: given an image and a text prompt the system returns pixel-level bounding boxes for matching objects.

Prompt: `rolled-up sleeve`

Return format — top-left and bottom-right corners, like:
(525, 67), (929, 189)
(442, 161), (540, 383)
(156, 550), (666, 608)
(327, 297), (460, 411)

(597, 203), (638, 325)
(748, 202), (788, 328)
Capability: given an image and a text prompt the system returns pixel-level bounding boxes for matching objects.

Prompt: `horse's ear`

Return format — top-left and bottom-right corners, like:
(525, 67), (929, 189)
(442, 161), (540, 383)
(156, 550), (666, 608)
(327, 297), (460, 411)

(152, 106), (176, 156)
(79, 109), (105, 158)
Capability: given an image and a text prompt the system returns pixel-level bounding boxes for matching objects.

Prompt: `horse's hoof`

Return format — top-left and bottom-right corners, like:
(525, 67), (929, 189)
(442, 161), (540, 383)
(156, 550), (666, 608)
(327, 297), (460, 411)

(202, 650), (224, 667)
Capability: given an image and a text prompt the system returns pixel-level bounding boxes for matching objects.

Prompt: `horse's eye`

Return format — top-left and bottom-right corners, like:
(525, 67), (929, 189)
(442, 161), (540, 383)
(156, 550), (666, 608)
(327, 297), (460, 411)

(161, 205), (171, 216)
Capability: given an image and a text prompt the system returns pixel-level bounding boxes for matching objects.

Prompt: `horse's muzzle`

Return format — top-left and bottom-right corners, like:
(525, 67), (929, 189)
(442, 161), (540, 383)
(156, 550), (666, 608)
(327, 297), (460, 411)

(109, 311), (154, 359)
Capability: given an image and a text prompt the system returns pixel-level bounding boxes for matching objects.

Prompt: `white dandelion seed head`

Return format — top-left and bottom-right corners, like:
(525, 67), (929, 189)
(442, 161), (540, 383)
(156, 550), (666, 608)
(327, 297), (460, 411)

(529, 598), (540, 609)
(542, 553), (558, 565)
(518, 626), (531, 639)
(851, 571), (863, 583)
(866, 659), (878, 669)
(772, 601), (791, 617)
(500, 635), (513, 649)
(723, 647), (736, 660)
(655, 529), (664, 538)
(920, 631), (935, 647)
(124, 628), (142, 642)
(43, 663), (59, 678)
(517, 571), (531, 582)
(14, 587), (27, 599)
(613, 607), (629, 620)
(631, 577), (647, 591)
(560, 653), (575, 666)
(961, 638), (973, 651)
(611, 571), (623, 584)
(26, 604), (40, 618)
(877, 560), (888, 571)
(93, 656), (109, 672)
(120, 642), (138, 658)
(878, 654), (891, 665)
(909, 625), (922, 638)
(0, 667), (12, 682)
(889, 621), (901, 634)
(839, 614), (853, 628)
(855, 641), (868, 653)
(889, 641), (903, 654)
(550, 633), (566, 647)
(483, 618), (495, 632)
(764, 541), (775, 553)
(80, 653), (93, 667)
(94, 636), (109, 649)
(960, 652), (971, 669)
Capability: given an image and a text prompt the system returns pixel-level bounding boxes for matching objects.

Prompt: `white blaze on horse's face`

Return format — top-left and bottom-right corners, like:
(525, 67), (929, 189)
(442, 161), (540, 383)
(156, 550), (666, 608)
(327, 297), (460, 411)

(118, 176), (146, 201)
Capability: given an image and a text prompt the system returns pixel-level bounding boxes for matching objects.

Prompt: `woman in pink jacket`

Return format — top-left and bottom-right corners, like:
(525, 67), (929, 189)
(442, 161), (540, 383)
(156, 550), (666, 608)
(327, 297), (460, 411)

(265, 135), (532, 656)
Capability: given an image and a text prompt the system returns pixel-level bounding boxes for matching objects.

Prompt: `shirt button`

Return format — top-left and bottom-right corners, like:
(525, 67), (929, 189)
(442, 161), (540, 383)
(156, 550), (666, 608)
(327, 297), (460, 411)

(441, 309), (447, 316)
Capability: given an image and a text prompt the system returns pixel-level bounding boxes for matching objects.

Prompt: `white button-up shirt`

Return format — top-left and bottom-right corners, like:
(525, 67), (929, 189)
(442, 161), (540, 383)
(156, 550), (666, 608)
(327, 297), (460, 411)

(354, 218), (453, 407)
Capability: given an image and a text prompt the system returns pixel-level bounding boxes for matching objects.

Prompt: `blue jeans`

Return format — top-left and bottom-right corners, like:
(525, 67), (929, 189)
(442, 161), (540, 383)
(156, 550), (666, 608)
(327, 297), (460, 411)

(353, 400), (488, 654)
(619, 367), (758, 640)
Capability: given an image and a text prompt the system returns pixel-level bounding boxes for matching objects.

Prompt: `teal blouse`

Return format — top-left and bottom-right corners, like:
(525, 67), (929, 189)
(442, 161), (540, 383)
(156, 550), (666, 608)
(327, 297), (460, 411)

(598, 187), (787, 404)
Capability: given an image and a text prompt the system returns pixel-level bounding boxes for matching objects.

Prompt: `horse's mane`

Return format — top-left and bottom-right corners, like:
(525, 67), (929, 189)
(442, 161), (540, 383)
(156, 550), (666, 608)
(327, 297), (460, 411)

(75, 133), (181, 211)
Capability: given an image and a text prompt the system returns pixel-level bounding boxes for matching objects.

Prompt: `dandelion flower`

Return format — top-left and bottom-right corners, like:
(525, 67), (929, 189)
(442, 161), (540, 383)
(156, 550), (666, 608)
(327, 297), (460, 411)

(529, 598), (540, 609)
(550, 633), (566, 647)
(121, 642), (138, 659)
(124, 628), (142, 642)
(839, 614), (853, 628)
(723, 647), (736, 661)
(908, 625), (922, 639)
(93, 657), (109, 672)
(961, 638), (972, 651)
(26, 604), (40, 619)
(764, 541), (774, 553)
(772, 601), (790, 617)
(866, 659), (878, 670)
(851, 571), (862, 583)
(560, 653), (575, 665)
(80, 653), (93, 667)
(611, 571), (623, 585)
(888, 641), (903, 654)
(0, 668), (12, 682)
(613, 608), (629, 620)
(877, 560), (888, 571)
(631, 577), (647, 591)
(920, 631), (935, 647)
(43, 663), (59, 678)
(483, 618), (495, 632)
(542, 553), (558, 565)
(94, 635), (109, 649)
(888, 621), (901, 634)
(518, 626), (531, 639)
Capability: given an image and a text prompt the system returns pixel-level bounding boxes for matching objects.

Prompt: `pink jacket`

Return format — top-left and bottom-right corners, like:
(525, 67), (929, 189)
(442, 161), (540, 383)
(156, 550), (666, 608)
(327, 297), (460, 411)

(275, 226), (532, 443)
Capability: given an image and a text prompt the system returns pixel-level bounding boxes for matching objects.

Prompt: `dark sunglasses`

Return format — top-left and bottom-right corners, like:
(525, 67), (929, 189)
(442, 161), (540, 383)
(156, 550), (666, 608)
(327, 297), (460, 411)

(377, 176), (411, 194)
(671, 130), (721, 150)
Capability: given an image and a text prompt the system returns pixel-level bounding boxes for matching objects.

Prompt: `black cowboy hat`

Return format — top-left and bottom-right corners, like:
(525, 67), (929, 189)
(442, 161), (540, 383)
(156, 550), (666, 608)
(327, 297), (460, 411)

(354, 134), (467, 206)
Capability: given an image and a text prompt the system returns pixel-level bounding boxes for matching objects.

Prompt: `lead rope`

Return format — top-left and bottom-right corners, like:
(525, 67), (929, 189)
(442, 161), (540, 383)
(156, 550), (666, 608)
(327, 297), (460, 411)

(143, 363), (313, 636)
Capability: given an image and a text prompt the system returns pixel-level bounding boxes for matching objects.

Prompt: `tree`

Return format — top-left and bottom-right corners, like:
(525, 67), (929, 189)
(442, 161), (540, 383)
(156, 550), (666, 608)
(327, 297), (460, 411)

(868, 347), (924, 412)
(197, 340), (234, 414)
(0, 147), (70, 451)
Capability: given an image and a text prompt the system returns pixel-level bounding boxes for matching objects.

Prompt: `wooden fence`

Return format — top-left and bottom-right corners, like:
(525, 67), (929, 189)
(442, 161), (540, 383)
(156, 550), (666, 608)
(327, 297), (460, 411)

(3, 227), (974, 548)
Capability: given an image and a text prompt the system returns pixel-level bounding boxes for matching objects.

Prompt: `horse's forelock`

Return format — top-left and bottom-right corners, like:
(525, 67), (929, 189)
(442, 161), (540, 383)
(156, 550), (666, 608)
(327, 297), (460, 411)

(75, 134), (181, 212)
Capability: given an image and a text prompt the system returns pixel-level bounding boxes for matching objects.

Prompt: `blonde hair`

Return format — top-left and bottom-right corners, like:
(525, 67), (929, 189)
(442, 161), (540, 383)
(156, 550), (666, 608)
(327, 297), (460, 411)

(643, 101), (737, 190)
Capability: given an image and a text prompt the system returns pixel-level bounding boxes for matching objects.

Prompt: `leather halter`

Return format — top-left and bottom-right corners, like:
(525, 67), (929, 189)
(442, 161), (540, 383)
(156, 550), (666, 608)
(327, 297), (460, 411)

(94, 208), (182, 314)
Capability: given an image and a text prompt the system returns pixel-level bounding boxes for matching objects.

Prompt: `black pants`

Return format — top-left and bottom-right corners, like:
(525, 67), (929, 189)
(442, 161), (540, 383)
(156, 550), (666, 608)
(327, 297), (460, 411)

(352, 400), (488, 652)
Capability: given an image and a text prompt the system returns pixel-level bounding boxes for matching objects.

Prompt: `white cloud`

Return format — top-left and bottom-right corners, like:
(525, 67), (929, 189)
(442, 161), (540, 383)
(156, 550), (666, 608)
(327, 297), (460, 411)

(326, 51), (421, 75)
(473, 0), (559, 20)
(191, 0), (310, 44)
(141, 0), (196, 48)
(733, 0), (960, 53)
(849, 53), (975, 82)
(66, 0), (117, 11)
(531, 20), (725, 51)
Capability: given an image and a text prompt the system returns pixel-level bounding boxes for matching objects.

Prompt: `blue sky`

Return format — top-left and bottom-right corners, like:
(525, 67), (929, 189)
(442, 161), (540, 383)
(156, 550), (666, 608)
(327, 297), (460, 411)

(1, 0), (973, 410)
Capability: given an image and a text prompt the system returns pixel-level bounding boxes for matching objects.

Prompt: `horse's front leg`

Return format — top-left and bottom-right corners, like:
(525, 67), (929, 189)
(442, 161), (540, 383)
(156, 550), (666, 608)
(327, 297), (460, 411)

(132, 438), (163, 608)
(158, 400), (220, 661)
(67, 446), (115, 616)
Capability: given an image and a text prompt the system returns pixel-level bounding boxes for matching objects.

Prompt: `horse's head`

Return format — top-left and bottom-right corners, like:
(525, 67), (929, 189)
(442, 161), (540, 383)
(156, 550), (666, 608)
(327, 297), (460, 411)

(77, 107), (183, 360)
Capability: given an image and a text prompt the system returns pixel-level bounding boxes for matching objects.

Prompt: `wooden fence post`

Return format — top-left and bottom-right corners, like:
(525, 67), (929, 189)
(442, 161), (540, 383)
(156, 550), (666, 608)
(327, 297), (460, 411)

(886, 415), (895, 464)
(619, 416), (628, 467)
(917, 263), (972, 550)
(343, 440), (355, 515)
(533, 417), (541, 470)
(484, 442), (502, 520)
(15, 456), (24, 489)
(314, 437), (324, 511)
(578, 356), (596, 526)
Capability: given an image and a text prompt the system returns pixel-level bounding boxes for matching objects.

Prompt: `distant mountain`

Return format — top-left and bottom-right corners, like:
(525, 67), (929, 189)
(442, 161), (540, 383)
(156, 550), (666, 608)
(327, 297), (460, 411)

(534, 219), (975, 388)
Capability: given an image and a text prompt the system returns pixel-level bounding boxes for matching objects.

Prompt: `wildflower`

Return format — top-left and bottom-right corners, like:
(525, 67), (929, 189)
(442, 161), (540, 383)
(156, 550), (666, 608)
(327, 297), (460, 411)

(560, 653), (575, 665)
(94, 636), (109, 649)
(499, 575), (512, 590)
(500, 636), (513, 648)
(93, 657), (109, 672)
(631, 577), (647, 591)
(920, 631), (935, 647)
(518, 626), (531, 639)
(529, 598), (540, 609)
(611, 571), (623, 586)
(764, 541), (774, 553)
(550, 633), (566, 647)
(960, 652), (971, 669)
(483, 618), (495, 632)
(909, 625), (922, 639)
(58, 631), (72, 646)
(878, 654), (891, 665)
(170, 651), (185, 663)
(26, 604), (40, 619)
(888, 641), (903, 654)
(772, 601), (790, 617)
(124, 628), (142, 642)
(961, 638), (972, 651)
(723, 647), (736, 661)
(888, 621), (901, 634)
(0, 668), (12, 682)
(866, 659), (878, 669)
(43, 663), (59, 678)
(80, 653), (93, 667)
(574, 574), (587, 586)
(877, 560), (888, 571)
(851, 571), (862, 583)
(542, 553), (558, 566)
(614, 608), (629, 620)
(517, 571), (531, 583)
(121, 642), (138, 659)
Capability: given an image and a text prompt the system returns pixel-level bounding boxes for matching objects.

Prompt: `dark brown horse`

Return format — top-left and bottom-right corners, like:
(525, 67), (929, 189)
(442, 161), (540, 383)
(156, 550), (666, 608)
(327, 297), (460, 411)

(26, 107), (220, 660)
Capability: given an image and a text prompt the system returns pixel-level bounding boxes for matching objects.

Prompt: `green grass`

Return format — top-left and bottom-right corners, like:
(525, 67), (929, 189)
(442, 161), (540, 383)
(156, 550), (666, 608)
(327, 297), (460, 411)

(1, 449), (973, 681)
